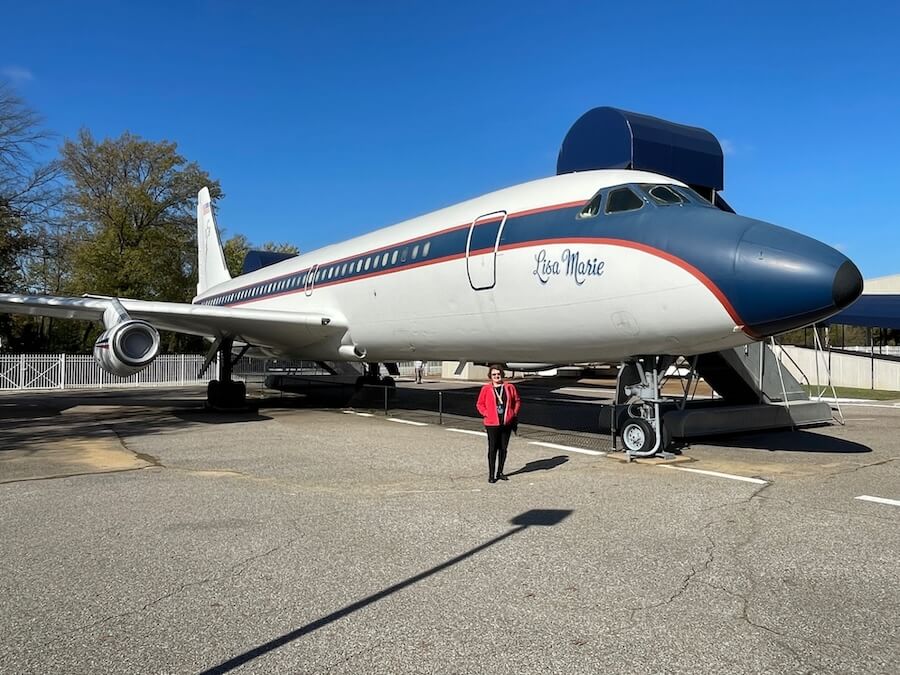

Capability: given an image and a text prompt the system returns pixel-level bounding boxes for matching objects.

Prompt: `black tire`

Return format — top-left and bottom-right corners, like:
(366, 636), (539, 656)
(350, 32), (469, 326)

(226, 380), (246, 407)
(621, 418), (656, 455)
(207, 379), (222, 407)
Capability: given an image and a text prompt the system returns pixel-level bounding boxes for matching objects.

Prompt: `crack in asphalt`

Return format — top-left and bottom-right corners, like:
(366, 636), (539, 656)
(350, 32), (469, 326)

(58, 540), (294, 639)
(0, 465), (155, 485)
(820, 455), (900, 480)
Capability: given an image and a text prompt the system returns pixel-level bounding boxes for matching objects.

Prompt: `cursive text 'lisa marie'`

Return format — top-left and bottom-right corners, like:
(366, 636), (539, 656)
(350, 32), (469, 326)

(532, 248), (605, 285)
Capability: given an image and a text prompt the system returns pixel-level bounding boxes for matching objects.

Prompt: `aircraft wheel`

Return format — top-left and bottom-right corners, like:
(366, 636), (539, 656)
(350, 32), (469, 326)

(234, 380), (246, 400)
(621, 418), (656, 455)
(207, 379), (222, 407)
(228, 380), (247, 407)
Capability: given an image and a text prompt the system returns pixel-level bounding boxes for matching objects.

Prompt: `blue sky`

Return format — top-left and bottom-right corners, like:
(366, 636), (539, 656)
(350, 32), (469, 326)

(3, 1), (898, 278)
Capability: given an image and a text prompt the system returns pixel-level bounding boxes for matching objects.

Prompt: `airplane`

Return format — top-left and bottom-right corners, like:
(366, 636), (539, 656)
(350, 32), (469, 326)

(0, 155), (863, 456)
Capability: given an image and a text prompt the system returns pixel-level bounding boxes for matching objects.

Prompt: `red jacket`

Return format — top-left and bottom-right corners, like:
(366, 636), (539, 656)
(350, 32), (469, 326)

(476, 381), (521, 427)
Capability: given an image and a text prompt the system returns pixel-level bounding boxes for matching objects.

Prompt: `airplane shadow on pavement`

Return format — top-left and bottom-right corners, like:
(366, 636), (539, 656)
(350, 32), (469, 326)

(699, 428), (872, 453)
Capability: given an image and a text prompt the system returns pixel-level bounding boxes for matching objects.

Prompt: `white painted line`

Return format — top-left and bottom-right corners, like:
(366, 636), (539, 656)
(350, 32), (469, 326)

(341, 410), (375, 417)
(528, 441), (605, 456)
(387, 418), (428, 427)
(826, 402), (900, 409)
(856, 495), (900, 507)
(660, 465), (768, 485)
(447, 428), (487, 437)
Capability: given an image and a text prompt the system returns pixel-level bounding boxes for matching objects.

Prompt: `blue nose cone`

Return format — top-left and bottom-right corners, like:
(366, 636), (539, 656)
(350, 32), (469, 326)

(733, 222), (863, 336)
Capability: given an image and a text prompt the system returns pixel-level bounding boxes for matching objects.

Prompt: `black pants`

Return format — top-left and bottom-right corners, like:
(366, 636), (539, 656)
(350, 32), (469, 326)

(486, 425), (512, 478)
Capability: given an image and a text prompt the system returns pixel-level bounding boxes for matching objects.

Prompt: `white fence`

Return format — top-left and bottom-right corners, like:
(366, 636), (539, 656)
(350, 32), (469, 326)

(0, 354), (444, 391)
(0, 354), (217, 391)
(776, 345), (900, 391)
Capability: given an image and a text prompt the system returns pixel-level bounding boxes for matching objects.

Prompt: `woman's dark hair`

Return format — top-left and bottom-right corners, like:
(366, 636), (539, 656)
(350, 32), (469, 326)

(488, 364), (505, 377)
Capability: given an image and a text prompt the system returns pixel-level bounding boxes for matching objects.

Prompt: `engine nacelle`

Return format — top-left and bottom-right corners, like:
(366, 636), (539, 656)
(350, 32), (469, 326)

(93, 320), (161, 377)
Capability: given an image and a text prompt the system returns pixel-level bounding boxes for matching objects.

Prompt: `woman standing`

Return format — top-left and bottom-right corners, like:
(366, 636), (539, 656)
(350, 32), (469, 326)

(476, 365), (522, 484)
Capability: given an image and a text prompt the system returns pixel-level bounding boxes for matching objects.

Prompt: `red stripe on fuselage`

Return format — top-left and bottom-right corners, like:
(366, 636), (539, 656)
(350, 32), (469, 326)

(500, 237), (744, 328)
(220, 235), (746, 331)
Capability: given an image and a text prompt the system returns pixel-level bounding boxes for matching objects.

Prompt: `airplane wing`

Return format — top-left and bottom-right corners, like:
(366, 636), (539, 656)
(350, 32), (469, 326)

(0, 293), (346, 349)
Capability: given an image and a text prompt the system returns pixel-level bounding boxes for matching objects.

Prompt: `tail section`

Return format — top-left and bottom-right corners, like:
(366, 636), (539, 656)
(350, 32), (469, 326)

(196, 187), (231, 294)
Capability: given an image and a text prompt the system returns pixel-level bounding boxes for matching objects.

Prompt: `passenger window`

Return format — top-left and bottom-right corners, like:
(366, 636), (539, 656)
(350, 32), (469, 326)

(579, 192), (603, 218)
(363, 257), (370, 271)
(356, 260), (363, 272)
(422, 241), (430, 257)
(391, 250), (399, 265)
(605, 188), (644, 214)
(411, 244), (419, 260)
(382, 252), (389, 266)
(400, 247), (408, 263)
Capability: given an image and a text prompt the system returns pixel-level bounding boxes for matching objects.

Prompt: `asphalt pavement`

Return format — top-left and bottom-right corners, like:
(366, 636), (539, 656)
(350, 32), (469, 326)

(1, 384), (898, 674)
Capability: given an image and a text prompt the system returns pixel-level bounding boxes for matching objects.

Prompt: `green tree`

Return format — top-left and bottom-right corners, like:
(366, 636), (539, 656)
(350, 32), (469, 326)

(60, 129), (222, 302)
(58, 130), (221, 351)
(222, 234), (299, 278)
(0, 83), (61, 350)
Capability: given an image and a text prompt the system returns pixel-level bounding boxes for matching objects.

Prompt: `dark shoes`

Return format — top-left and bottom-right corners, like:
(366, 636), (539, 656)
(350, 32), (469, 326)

(497, 473), (508, 481)
(488, 477), (497, 484)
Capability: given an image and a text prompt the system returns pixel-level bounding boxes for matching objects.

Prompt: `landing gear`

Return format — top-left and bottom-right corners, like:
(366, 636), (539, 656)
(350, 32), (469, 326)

(621, 417), (655, 455)
(614, 356), (675, 460)
(355, 363), (397, 389)
(207, 379), (247, 409)
(205, 337), (248, 409)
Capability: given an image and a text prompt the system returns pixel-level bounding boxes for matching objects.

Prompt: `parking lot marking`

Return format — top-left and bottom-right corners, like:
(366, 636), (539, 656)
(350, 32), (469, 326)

(447, 428), (487, 437)
(855, 495), (900, 507)
(660, 465), (768, 484)
(387, 418), (428, 426)
(528, 441), (605, 456)
(342, 410), (375, 417)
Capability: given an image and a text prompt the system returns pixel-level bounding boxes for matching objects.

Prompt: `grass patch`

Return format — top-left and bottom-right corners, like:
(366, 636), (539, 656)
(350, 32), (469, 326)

(802, 385), (900, 400)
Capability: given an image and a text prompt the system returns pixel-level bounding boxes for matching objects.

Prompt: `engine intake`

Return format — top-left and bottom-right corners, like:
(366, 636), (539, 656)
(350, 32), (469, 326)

(93, 320), (161, 377)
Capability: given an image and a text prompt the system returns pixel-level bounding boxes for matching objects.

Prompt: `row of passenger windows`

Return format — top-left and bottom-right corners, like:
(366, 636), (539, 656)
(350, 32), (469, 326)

(579, 183), (707, 219)
(207, 240), (433, 305)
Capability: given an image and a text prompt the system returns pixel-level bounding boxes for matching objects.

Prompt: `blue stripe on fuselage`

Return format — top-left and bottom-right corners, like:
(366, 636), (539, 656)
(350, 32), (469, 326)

(199, 200), (848, 334)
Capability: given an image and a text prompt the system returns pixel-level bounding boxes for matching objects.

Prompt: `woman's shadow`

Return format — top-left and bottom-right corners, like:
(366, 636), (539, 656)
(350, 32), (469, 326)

(506, 455), (569, 477)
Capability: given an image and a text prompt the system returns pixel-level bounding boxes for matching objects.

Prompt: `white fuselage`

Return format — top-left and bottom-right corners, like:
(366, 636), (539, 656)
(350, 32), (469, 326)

(194, 170), (751, 363)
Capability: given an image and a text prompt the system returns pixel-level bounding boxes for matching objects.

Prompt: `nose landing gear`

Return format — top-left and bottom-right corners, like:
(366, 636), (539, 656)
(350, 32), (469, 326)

(615, 356), (676, 460)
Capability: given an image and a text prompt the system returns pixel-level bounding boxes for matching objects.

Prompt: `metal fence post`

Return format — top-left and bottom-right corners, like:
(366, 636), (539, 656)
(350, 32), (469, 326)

(383, 385), (388, 415)
(60, 354), (66, 389)
(439, 391), (443, 425)
(19, 354), (25, 389)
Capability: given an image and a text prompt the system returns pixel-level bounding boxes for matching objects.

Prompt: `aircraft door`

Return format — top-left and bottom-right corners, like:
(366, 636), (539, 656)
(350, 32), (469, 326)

(305, 264), (319, 296)
(465, 211), (508, 290)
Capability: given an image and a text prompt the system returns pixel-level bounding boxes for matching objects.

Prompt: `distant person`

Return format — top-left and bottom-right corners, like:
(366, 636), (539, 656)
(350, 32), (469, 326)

(414, 360), (426, 383)
(476, 365), (521, 484)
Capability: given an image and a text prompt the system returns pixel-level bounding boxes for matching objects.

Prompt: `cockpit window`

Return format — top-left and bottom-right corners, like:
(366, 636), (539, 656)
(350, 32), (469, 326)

(605, 187), (644, 214)
(642, 184), (684, 205)
(672, 186), (714, 206)
(578, 191), (603, 219)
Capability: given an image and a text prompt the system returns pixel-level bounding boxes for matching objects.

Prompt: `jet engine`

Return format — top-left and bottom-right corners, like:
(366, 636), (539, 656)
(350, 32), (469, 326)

(93, 320), (161, 377)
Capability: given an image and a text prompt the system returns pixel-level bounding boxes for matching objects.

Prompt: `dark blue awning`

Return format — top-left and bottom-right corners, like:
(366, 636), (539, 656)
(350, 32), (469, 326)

(821, 294), (900, 329)
(241, 250), (297, 275)
(557, 107), (724, 192)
